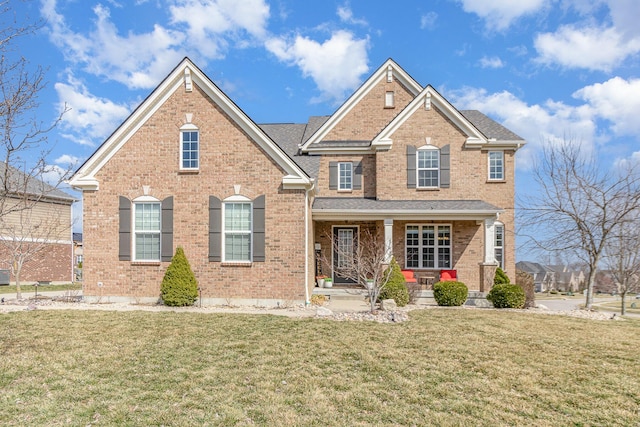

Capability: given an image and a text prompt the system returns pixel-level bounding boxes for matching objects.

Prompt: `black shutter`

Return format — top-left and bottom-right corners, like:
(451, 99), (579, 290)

(329, 161), (338, 190)
(253, 195), (266, 262)
(209, 196), (222, 262)
(119, 196), (131, 261)
(353, 162), (362, 190)
(406, 145), (416, 189)
(440, 144), (450, 188)
(161, 197), (174, 261)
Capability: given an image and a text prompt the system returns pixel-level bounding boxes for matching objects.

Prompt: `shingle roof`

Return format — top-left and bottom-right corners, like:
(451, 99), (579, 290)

(259, 123), (321, 178)
(460, 110), (524, 141)
(0, 162), (76, 203)
(313, 198), (502, 219)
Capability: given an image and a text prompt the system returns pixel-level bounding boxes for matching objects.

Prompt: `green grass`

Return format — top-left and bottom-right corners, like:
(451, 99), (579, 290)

(0, 283), (82, 295)
(0, 309), (639, 426)
(594, 299), (640, 315)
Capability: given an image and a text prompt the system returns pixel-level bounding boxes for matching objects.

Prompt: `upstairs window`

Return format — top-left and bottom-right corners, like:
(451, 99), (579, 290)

(181, 126), (199, 170)
(338, 162), (353, 191)
(488, 151), (504, 181)
(417, 147), (439, 188)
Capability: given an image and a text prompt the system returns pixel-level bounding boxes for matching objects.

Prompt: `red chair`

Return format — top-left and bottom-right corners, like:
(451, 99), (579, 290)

(401, 270), (418, 283)
(439, 269), (457, 282)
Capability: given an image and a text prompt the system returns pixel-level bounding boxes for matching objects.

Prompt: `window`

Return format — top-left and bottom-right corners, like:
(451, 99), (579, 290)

(417, 147), (439, 188)
(223, 202), (252, 261)
(488, 151), (504, 181)
(181, 129), (199, 170)
(133, 202), (161, 261)
(338, 162), (353, 191)
(494, 223), (504, 269)
(406, 225), (451, 269)
(385, 91), (395, 108)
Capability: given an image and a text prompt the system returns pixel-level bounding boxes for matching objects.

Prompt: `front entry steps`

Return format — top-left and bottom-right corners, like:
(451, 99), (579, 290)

(312, 286), (489, 306)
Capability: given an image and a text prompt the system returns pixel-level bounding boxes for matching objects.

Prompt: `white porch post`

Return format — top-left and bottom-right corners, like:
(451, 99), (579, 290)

(483, 218), (496, 264)
(384, 219), (393, 263)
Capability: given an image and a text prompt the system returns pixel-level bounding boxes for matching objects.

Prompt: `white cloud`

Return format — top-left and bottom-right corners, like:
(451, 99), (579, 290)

(478, 56), (505, 69)
(457, 0), (549, 30)
(337, 4), (368, 26)
(266, 30), (370, 103)
(54, 71), (131, 146)
(420, 12), (438, 30)
(534, 24), (640, 72)
(54, 154), (81, 166)
(573, 77), (640, 136)
(41, 0), (271, 90)
(448, 87), (597, 169)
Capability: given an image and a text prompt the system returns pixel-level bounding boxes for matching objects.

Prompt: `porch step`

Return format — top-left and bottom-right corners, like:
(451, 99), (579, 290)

(312, 287), (368, 301)
(313, 288), (490, 306)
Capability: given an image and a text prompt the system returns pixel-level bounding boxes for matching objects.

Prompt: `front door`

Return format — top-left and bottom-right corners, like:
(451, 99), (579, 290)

(333, 227), (357, 284)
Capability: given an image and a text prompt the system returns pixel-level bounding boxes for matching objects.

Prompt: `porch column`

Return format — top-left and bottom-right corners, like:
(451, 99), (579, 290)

(483, 218), (496, 264)
(384, 219), (393, 263)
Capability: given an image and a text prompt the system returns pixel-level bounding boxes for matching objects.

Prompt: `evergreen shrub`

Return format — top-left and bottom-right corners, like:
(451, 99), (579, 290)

(379, 258), (409, 307)
(433, 281), (468, 306)
(161, 246), (198, 307)
(487, 283), (525, 309)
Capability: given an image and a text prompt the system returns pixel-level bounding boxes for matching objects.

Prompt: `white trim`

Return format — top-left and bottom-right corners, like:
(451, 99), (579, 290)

(300, 59), (422, 152)
(179, 127), (200, 171)
(69, 58), (311, 191)
(488, 150), (504, 181)
(133, 195), (160, 202)
(372, 85), (488, 150)
(132, 201), (161, 262)
(330, 225), (359, 284)
(338, 162), (353, 191)
(312, 209), (502, 221)
(416, 145), (440, 189)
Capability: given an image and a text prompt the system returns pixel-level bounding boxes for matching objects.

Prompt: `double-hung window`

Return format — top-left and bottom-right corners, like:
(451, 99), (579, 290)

(406, 224), (451, 269)
(133, 202), (161, 261)
(338, 162), (353, 191)
(494, 223), (504, 269)
(181, 127), (199, 170)
(488, 151), (504, 181)
(224, 202), (252, 262)
(417, 147), (439, 188)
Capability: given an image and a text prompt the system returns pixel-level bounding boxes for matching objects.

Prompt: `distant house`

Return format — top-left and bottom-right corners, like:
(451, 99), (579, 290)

(0, 163), (76, 283)
(516, 261), (555, 292)
(70, 57), (525, 305)
(547, 265), (585, 292)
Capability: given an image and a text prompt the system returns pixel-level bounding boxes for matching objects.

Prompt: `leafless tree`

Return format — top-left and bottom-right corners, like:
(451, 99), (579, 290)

(0, 1), (69, 219)
(603, 214), (640, 315)
(520, 141), (640, 309)
(321, 226), (393, 312)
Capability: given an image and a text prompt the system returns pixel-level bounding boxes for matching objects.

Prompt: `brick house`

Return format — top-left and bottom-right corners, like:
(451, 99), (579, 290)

(0, 163), (76, 284)
(70, 57), (524, 305)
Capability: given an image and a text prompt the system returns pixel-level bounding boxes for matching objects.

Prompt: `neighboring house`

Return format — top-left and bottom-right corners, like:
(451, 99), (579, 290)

(547, 264), (585, 292)
(73, 232), (83, 281)
(0, 163), (76, 283)
(70, 58), (524, 305)
(516, 261), (555, 292)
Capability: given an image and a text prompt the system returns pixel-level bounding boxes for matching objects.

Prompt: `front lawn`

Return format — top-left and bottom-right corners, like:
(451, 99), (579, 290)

(0, 309), (638, 426)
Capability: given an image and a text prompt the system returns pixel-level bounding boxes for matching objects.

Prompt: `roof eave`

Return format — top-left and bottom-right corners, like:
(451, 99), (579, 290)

(312, 208), (503, 221)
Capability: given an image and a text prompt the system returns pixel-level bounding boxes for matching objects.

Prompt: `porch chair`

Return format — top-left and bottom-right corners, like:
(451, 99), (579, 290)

(401, 270), (418, 283)
(439, 269), (457, 282)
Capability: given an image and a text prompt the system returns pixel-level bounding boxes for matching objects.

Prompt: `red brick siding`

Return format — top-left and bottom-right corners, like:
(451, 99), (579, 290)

(0, 242), (73, 283)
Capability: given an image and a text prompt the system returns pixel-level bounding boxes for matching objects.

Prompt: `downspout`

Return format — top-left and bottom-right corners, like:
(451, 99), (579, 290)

(303, 179), (316, 307)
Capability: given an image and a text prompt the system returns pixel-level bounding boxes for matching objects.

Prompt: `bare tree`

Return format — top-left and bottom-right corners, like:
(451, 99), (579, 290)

(603, 214), (640, 315)
(0, 178), (73, 298)
(520, 141), (640, 309)
(321, 226), (393, 312)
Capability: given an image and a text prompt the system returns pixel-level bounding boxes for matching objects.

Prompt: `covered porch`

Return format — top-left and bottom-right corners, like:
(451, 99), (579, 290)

(311, 197), (504, 292)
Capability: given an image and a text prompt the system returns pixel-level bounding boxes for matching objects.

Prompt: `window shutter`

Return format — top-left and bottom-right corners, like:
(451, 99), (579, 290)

(161, 197), (174, 262)
(118, 196), (131, 261)
(209, 196), (222, 262)
(329, 162), (338, 190)
(406, 145), (416, 188)
(353, 162), (362, 190)
(440, 144), (450, 188)
(253, 195), (266, 262)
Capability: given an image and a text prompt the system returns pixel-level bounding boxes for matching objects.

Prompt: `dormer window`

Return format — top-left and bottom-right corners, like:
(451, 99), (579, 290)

(180, 124), (199, 170)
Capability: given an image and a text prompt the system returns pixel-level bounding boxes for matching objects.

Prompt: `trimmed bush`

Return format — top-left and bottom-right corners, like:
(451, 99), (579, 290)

(487, 283), (525, 309)
(494, 267), (510, 285)
(379, 258), (409, 307)
(161, 246), (198, 307)
(433, 281), (468, 306)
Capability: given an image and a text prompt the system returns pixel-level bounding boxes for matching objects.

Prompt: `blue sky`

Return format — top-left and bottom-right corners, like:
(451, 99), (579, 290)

(10, 0), (640, 260)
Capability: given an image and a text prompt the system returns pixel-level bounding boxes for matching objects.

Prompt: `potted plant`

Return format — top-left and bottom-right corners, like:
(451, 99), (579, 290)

(324, 277), (333, 288)
(316, 275), (327, 288)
